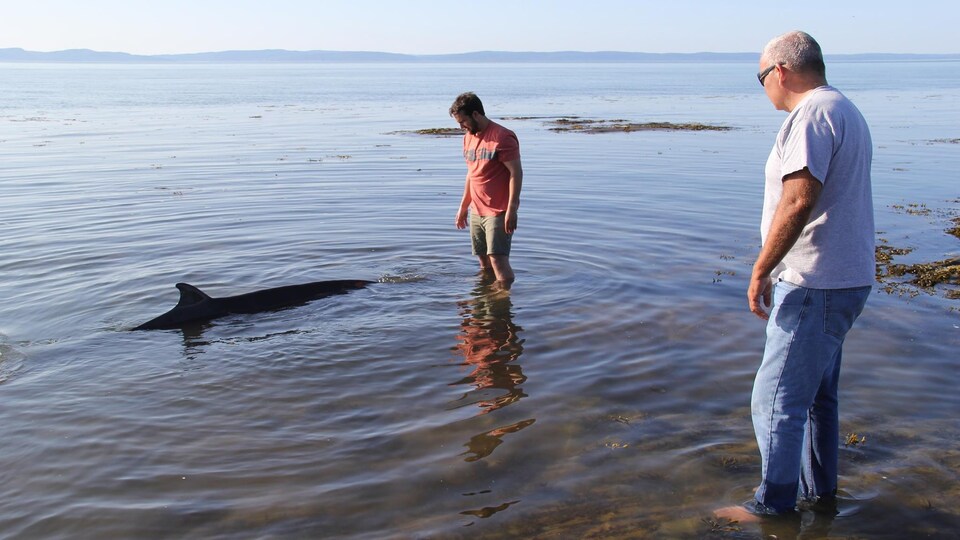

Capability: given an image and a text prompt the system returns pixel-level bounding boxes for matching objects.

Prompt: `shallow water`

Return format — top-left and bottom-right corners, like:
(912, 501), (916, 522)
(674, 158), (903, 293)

(0, 62), (958, 539)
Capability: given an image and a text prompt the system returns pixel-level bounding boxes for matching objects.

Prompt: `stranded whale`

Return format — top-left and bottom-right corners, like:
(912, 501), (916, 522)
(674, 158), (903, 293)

(134, 280), (372, 330)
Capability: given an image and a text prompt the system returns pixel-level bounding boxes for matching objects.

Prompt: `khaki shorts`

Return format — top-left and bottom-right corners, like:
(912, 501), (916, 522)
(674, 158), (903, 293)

(470, 213), (512, 256)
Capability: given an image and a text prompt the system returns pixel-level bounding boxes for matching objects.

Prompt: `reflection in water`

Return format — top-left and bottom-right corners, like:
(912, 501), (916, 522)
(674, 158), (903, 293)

(748, 505), (838, 540)
(461, 419), (537, 462)
(451, 279), (533, 524)
(177, 322), (306, 364)
(459, 499), (521, 519)
(449, 280), (527, 416)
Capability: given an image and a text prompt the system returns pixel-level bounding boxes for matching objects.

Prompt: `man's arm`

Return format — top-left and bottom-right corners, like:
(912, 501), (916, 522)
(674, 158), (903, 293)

(748, 167), (822, 320)
(456, 175), (471, 229)
(502, 159), (523, 234)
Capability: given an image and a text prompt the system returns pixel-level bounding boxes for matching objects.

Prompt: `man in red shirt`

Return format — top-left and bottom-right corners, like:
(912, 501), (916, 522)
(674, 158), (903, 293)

(450, 92), (524, 286)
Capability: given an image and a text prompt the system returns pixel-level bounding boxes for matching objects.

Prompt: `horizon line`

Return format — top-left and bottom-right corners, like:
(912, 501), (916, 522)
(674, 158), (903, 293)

(2, 47), (959, 57)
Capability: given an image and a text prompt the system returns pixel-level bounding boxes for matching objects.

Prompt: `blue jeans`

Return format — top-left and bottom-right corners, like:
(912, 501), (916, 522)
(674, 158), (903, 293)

(751, 280), (871, 513)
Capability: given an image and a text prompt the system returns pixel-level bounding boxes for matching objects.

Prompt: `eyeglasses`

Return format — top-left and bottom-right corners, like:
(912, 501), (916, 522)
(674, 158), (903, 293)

(757, 64), (777, 87)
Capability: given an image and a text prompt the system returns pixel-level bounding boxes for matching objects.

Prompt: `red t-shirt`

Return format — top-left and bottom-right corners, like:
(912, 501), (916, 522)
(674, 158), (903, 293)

(462, 121), (520, 216)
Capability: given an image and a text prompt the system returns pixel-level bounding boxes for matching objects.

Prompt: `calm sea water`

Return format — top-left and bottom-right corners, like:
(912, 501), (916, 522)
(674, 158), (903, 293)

(1, 62), (958, 539)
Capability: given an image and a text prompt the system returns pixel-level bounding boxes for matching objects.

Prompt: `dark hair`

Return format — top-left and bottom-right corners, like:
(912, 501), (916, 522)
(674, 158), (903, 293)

(449, 92), (485, 117)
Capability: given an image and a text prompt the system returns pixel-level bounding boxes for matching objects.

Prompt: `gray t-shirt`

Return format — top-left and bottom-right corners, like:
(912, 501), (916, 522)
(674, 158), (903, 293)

(761, 85), (875, 288)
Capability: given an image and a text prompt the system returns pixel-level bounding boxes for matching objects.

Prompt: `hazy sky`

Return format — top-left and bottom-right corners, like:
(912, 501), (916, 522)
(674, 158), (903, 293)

(2, 0), (956, 55)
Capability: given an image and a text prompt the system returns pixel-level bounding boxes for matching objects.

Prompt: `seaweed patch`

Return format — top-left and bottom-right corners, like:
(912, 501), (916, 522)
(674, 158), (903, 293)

(390, 117), (733, 137)
(388, 128), (464, 137)
(546, 118), (733, 133)
(876, 204), (960, 300)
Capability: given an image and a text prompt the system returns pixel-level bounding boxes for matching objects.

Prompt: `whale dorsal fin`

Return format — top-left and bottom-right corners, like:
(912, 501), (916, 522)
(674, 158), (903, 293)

(174, 283), (212, 307)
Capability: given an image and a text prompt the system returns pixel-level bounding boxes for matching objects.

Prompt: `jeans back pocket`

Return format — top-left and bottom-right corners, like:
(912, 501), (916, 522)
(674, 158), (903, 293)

(824, 286), (871, 338)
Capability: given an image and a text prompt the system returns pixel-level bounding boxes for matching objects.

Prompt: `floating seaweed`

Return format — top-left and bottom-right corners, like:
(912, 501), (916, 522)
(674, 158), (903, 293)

(875, 205), (960, 300)
(701, 517), (743, 534)
(876, 239), (914, 267)
(845, 433), (867, 447)
(500, 115), (577, 121)
(891, 203), (932, 216)
(947, 217), (960, 240)
(391, 118), (733, 137)
(388, 127), (463, 137)
(886, 257), (960, 288)
(546, 117), (733, 133)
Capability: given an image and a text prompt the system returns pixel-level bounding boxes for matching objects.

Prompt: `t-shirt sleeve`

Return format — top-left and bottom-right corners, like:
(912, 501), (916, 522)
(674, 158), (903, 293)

(780, 110), (834, 184)
(497, 131), (521, 163)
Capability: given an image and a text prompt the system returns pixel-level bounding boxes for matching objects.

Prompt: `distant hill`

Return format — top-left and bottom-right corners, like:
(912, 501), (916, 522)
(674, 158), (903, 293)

(1, 47), (957, 64)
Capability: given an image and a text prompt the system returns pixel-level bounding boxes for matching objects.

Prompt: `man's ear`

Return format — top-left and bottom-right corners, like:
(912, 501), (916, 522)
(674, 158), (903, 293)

(774, 64), (787, 86)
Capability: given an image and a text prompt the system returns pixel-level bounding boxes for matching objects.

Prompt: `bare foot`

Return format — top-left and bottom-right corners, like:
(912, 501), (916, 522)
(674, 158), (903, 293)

(713, 505), (762, 524)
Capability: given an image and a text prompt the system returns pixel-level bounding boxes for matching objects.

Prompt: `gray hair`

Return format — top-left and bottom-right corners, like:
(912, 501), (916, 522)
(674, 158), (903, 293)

(762, 31), (826, 78)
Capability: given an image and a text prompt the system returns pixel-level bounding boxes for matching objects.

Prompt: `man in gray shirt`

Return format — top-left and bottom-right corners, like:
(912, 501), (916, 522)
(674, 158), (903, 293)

(718, 30), (874, 521)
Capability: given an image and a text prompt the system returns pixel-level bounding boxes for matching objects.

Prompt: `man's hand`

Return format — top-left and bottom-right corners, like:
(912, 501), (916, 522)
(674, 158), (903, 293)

(455, 208), (468, 230)
(748, 273), (773, 320)
(504, 209), (517, 234)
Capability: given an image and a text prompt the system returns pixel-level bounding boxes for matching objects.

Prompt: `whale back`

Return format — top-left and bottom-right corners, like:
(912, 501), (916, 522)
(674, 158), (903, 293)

(133, 279), (372, 331)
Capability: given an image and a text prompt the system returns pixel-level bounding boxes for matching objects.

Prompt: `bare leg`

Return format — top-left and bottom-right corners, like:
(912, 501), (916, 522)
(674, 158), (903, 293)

(477, 255), (495, 275)
(489, 254), (515, 286)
